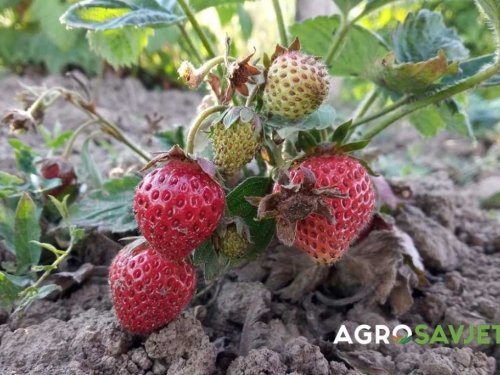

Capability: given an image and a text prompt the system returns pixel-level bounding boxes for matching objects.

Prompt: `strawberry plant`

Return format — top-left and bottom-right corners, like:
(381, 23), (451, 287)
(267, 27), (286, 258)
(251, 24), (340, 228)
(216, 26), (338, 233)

(1, 0), (500, 337)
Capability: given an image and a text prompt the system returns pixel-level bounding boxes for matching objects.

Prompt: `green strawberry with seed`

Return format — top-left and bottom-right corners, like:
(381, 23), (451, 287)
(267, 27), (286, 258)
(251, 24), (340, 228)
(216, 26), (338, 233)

(210, 107), (263, 175)
(263, 38), (329, 120)
(216, 217), (251, 260)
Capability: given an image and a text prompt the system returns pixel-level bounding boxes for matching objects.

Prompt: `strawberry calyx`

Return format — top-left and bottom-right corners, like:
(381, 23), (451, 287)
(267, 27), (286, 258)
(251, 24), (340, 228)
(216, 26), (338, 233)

(210, 106), (263, 138)
(140, 144), (219, 181)
(227, 50), (262, 97)
(246, 166), (347, 246)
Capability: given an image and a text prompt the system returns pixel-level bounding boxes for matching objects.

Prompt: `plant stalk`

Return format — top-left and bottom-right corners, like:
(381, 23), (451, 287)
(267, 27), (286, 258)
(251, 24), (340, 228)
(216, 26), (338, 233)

(62, 119), (99, 159)
(186, 105), (228, 154)
(272, 0), (288, 46)
(177, 23), (204, 64)
(325, 16), (351, 66)
(351, 95), (410, 128)
(363, 63), (500, 139)
(177, 0), (217, 59)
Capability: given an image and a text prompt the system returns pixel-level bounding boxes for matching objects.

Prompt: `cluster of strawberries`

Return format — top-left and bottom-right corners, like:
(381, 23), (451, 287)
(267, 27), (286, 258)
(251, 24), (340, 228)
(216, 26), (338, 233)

(109, 147), (226, 334)
(109, 40), (376, 335)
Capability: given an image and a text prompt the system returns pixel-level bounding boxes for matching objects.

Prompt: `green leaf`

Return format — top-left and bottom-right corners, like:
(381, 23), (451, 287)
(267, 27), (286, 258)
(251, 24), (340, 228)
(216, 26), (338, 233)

(8, 139), (37, 175)
(475, 0), (500, 40)
(81, 138), (104, 189)
(481, 191), (500, 209)
(237, 4), (253, 41)
(14, 193), (41, 274)
(467, 93), (500, 130)
(14, 284), (61, 313)
(0, 271), (22, 311)
(334, 0), (363, 15)
(0, 0), (18, 10)
(226, 177), (276, 259)
(0, 203), (16, 253)
(440, 99), (474, 139)
(296, 131), (318, 153)
(340, 139), (371, 152)
(359, 0), (399, 18)
(409, 105), (445, 138)
(366, 50), (460, 94)
(331, 119), (353, 145)
(0, 173), (24, 188)
(154, 128), (185, 149)
(217, 4), (236, 26)
(392, 10), (469, 64)
(45, 131), (74, 149)
(48, 195), (71, 228)
(31, 0), (78, 50)
(69, 175), (141, 233)
(440, 54), (500, 86)
(61, 0), (184, 30)
(189, 0), (255, 12)
(87, 27), (153, 68)
(289, 15), (388, 76)
(266, 105), (337, 138)
(193, 240), (223, 281)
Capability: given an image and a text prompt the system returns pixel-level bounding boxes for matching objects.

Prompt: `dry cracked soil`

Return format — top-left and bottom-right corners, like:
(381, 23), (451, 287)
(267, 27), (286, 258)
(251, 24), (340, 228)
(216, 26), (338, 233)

(0, 73), (500, 375)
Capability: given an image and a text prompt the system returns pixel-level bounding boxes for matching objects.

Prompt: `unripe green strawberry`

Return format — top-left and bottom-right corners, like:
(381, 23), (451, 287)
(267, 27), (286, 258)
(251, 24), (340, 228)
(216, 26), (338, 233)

(210, 107), (263, 175)
(263, 40), (329, 120)
(216, 217), (251, 259)
(219, 225), (248, 259)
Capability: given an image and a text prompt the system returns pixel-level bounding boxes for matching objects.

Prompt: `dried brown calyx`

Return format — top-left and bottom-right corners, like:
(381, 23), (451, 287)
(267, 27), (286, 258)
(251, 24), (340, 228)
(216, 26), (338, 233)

(227, 51), (261, 97)
(246, 167), (347, 246)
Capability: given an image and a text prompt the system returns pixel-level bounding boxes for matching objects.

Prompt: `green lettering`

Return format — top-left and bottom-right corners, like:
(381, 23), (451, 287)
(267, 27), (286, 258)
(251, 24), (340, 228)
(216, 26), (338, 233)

(430, 325), (449, 344)
(448, 325), (464, 344)
(414, 324), (429, 345)
(477, 325), (491, 345)
(464, 326), (475, 345)
(492, 325), (500, 344)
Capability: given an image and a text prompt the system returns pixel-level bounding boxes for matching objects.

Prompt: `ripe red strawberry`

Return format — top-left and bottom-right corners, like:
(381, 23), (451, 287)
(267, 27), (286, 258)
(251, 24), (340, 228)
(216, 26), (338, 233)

(109, 241), (196, 334)
(39, 157), (76, 197)
(134, 147), (225, 260)
(251, 155), (375, 265)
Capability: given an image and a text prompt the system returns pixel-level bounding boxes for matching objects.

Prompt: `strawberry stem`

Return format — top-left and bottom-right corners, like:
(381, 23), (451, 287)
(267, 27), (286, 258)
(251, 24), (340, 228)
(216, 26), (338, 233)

(176, 23), (203, 65)
(177, 0), (217, 59)
(272, 0), (288, 47)
(363, 62), (500, 139)
(62, 119), (99, 159)
(186, 105), (228, 154)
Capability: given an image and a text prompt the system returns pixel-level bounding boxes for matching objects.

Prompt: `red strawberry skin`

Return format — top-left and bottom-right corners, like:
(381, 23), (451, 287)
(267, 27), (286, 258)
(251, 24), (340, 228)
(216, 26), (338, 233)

(276, 155), (375, 264)
(109, 243), (196, 334)
(134, 159), (225, 260)
(40, 158), (76, 197)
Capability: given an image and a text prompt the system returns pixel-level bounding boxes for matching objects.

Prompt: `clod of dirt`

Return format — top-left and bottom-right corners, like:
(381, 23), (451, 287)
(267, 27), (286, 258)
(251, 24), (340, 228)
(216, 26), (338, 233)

(226, 348), (287, 375)
(144, 311), (216, 375)
(281, 336), (330, 375)
(329, 361), (364, 374)
(343, 350), (396, 374)
(0, 308), (132, 374)
(216, 281), (271, 324)
(396, 205), (468, 271)
(395, 347), (496, 375)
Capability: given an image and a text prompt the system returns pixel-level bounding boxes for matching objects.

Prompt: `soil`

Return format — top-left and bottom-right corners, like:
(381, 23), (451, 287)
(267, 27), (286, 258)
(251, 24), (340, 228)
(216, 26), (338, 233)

(1, 73), (500, 375)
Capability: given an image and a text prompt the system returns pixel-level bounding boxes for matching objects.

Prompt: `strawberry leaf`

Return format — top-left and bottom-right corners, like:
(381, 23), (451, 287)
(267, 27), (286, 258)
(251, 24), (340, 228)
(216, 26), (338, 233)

(340, 139), (371, 152)
(69, 176), (141, 233)
(296, 131), (318, 153)
(331, 119), (352, 145)
(61, 0), (184, 30)
(392, 10), (469, 64)
(227, 176), (276, 259)
(14, 193), (41, 274)
(289, 15), (388, 76)
(367, 50), (460, 94)
(0, 272), (23, 311)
